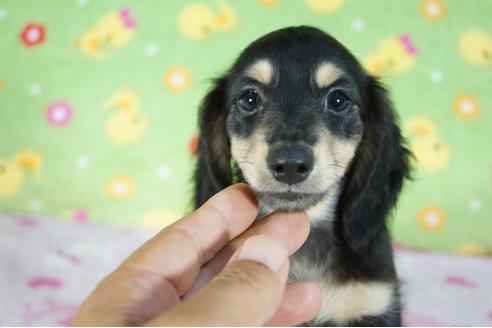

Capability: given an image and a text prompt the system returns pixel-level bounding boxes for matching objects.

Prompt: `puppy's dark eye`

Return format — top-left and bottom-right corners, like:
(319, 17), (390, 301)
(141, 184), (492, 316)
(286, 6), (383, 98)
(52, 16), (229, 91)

(326, 90), (350, 112)
(238, 89), (261, 113)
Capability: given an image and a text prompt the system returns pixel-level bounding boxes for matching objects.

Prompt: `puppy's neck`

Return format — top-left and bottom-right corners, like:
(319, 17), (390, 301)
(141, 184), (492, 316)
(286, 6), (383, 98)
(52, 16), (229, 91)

(306, 185), (341, 228)
(256, 184), (341, 227)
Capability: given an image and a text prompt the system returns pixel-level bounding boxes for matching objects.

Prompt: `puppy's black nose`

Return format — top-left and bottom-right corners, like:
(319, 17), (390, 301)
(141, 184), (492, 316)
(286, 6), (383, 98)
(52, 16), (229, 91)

(267, 145), (314, 185)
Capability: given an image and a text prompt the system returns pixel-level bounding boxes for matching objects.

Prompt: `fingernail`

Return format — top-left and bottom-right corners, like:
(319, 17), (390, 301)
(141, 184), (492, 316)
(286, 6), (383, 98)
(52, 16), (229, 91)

(237, 235), (288, 272)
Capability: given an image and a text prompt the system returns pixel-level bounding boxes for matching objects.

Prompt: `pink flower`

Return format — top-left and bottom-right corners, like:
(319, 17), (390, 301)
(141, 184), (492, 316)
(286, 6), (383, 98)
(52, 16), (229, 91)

(17, 217), (38, 228)
(445, 275), (477, 288)
(21, 300), (77, 326)
(20, 23), (46, 47)
(27, 277), (63, 289)
(45, 101), (73, 127)
(405, 313), (445, 326)
(188, 132), (199, 156)
(72, 208), (88, 223)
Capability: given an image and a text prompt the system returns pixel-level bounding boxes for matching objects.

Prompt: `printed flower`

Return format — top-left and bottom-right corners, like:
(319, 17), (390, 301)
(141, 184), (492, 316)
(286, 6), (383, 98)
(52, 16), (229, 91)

(445, 275), (477, 288)
(72, 208), (89, 222)
(0, 8), (6, 20)
(453, 94), (480, 120)
(417, 206), (447, 232)
(27, 276), (63, 289)
(156, 165), (171, 180)
(188, 132), (199, 156)
(106, 176), (136, 199)
(419, 0), (446, 21)
(17, 217), (38, 228)
(405, 314), (445, 326)
(19, 23), (46, 47)
(162, 67), (191, 92)
(46, 101), (74, 127)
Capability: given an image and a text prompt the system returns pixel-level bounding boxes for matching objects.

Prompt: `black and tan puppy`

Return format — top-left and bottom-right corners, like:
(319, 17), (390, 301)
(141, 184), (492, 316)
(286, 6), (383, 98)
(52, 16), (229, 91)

(193, 26), (410, 326)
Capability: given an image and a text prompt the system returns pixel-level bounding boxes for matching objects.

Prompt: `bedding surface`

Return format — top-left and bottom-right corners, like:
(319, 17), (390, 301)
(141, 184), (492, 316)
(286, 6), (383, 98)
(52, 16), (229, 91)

(0, 213), (491, 326)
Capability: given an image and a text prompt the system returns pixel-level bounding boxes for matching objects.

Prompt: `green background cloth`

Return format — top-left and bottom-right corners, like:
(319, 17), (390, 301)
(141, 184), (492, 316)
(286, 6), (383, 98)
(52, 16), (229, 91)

(0, 0), (491, 254)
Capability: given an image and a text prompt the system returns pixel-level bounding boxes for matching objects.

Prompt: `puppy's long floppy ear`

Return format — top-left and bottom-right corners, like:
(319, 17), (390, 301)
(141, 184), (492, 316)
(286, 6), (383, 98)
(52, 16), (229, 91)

(193, 77), (233, 208)
(338, 75), (410, 252)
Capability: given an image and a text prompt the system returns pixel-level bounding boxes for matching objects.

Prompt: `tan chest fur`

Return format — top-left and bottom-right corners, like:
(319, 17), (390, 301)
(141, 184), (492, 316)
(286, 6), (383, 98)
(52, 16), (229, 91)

(289, 247), (394, 325)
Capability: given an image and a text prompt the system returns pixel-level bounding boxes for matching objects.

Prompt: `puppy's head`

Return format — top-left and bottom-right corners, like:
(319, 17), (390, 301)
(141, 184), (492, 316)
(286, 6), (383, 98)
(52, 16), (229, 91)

(195, 26), (409, 250)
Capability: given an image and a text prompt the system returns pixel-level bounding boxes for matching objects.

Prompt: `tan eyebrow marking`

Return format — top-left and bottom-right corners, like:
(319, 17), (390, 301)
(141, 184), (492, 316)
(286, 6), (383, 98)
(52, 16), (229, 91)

(315, 62), (343, 88)
(245, 59), (273, 85)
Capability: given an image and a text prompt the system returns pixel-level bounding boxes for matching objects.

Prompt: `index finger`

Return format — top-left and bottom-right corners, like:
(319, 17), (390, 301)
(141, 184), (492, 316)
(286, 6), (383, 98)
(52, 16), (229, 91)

(121, 183), (258, 296)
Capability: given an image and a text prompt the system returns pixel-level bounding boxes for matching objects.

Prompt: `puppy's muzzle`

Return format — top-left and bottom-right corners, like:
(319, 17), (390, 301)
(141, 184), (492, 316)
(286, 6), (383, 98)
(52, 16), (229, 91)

(267, 144), (314, 185)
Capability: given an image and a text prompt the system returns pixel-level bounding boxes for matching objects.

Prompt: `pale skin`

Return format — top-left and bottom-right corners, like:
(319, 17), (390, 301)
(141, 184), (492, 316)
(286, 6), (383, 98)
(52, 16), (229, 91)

(72, 184), (322, 326)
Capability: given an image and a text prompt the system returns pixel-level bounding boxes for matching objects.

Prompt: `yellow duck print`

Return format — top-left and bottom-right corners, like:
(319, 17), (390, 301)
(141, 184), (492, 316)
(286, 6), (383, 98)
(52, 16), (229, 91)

(77, 8), (136, 59)
(459, 28), (492, 68)
(102, 88), (149, 145)
(179, 1), (238, 41)
(306, 0), (343, 14)
(0, 149), (43, 198)
(364, 34), (418, 77)
(404, 115), (450, 172)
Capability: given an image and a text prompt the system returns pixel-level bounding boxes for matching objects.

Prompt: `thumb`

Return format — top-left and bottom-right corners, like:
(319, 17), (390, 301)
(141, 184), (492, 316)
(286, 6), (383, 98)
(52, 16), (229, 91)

(146, 235), (289, 326)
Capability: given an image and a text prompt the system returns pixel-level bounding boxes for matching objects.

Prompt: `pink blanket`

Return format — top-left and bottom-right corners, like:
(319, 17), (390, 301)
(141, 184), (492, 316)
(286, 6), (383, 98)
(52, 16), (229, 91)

(0, 213), (491, 326)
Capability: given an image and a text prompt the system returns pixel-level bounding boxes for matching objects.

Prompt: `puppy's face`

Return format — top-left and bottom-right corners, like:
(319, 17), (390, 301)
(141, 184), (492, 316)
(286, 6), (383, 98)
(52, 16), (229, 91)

(225, 28), (366, 212)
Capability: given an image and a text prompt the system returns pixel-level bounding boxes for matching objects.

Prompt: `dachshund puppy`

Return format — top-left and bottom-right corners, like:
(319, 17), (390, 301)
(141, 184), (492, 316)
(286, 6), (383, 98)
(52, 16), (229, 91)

(193, 26), (410, 326)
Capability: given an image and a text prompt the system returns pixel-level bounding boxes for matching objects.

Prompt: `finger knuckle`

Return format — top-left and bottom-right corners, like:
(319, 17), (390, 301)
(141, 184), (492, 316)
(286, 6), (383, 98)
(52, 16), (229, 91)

(220, 261), (275, 296)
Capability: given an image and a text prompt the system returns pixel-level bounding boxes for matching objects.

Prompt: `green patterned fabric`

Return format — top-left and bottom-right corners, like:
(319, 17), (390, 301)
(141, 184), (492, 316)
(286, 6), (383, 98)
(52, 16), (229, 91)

(0, 0), (491, 254)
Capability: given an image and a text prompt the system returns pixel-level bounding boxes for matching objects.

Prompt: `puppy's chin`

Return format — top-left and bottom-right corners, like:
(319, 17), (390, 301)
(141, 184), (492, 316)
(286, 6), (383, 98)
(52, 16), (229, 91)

(255, 191), (326, 213)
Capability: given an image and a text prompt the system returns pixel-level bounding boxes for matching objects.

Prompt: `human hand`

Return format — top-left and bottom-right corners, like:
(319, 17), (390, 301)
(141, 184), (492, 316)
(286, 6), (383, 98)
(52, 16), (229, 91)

(71, 183), (321, 326)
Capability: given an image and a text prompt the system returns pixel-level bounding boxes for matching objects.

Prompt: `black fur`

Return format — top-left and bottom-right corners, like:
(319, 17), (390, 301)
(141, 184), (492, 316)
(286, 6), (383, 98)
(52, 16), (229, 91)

(194, 77), (232, 207)
(338, 75), (410, 252)
(193, 26), (410, 326)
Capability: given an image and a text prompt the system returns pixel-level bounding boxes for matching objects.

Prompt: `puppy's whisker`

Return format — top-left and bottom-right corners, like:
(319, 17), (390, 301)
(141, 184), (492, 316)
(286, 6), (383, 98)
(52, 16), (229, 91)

(328, 163), (347, 170)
